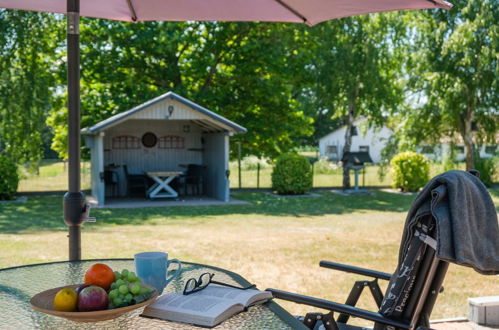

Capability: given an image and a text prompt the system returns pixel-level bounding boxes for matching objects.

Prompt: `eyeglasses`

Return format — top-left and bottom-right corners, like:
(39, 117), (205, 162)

(183, 272), (256, 295)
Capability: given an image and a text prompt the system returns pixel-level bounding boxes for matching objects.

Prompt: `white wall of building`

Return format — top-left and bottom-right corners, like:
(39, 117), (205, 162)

(319, 119), (497, 165)
(319, 120), (393, 164)
(419, 144), (497, 162)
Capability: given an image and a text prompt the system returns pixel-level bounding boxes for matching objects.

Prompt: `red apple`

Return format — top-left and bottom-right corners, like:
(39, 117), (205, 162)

(75, 284), (90, 295)
(77, 285), (108, 311)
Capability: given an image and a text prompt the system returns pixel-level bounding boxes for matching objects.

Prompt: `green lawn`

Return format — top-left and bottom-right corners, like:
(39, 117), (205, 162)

(1, 189), (498, 323)
(18, 159), (91, 192)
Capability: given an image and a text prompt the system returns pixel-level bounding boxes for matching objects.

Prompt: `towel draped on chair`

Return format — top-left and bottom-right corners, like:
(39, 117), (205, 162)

(399, 170), (499, 276)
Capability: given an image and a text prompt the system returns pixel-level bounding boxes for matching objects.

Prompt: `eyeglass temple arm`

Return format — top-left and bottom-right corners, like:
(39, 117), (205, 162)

(211, 280), (256, 290)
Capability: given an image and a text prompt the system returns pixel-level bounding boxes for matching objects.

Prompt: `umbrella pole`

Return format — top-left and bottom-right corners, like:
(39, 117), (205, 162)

(63, 0), (84, 261)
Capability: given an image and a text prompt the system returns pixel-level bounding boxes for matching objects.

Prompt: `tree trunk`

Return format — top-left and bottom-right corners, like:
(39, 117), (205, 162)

(342, 95), (356, 189)
(462, 106), (474, 171)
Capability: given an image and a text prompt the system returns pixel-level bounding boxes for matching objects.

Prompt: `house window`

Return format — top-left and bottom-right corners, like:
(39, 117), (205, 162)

(359, 145), (370, 153)
(158, 135), (185, 149)
(112, 135), (140, 150)
(326, 145), (339, 161)
(421, 145), (433, 154)
(485, 145), (497, 154)
(453, 145), (465, 154)
(326, 145), (338, 155)
(141, 132), (158, 148)
(350, 126), (358, 136)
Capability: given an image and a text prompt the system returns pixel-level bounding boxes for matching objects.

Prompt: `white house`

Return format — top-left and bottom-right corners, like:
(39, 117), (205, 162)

(318, 119), (393, 164)
(82, 91), (246, 205)
(418, 143), (497, 162)
(319, 119), (497, 164)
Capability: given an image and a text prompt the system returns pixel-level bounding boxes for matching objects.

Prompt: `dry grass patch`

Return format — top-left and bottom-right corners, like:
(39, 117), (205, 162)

(1, 190), (497, 324)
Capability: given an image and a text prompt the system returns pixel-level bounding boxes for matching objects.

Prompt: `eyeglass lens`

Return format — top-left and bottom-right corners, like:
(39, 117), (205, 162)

(184, 278), (197, 293)
(199, 273), (212, 288)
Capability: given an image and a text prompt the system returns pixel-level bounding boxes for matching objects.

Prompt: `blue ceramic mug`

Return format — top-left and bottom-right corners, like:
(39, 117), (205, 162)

(134, 252), (182, 294)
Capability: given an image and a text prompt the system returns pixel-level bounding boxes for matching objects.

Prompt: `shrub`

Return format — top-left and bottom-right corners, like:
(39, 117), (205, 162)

(390, 152), (430, 192)
(474, 155), (497, 187)
(0, 155), (19, 200)
(272, 153), (312, 195)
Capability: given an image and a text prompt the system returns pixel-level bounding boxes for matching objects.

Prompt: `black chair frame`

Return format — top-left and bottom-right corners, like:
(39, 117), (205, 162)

(103, 170), (119, 197)
(123, 165), (149, 197)
(181, 164), (206, 196)
(267, 217), (449, 330)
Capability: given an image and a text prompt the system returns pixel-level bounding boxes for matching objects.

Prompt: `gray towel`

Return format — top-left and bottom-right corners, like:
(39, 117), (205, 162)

(398, 170), (499, 275)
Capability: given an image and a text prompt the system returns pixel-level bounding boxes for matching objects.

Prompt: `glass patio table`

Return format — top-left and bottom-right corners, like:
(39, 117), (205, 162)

(0, 258), (306, 329)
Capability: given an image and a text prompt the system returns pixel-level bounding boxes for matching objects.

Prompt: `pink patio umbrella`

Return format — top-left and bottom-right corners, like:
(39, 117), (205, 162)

(0, 0), (452, 261)
(1, 0), (451, 25)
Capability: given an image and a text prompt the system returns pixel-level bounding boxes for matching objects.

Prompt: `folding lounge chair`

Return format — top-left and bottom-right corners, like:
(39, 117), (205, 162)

(269, 217), (445, 330)
(268, 170), (499, 330)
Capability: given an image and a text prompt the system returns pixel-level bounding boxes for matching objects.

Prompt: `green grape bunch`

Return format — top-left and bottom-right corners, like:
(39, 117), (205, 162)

(107, 269), (154, 309)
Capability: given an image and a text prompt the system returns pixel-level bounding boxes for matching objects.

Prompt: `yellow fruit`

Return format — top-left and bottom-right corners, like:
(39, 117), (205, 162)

(53, 288), (78, 312)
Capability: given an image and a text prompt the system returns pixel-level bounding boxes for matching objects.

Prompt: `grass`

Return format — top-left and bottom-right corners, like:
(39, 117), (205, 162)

(1, 189), (498, 324)
(18, 159), (91, 192)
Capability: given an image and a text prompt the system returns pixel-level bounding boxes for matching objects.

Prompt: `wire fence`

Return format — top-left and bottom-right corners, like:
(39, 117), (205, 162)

(228, 162), (392, 189)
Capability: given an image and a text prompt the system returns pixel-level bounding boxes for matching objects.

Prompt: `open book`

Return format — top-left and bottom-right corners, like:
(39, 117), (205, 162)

(141, 285), (273, 327)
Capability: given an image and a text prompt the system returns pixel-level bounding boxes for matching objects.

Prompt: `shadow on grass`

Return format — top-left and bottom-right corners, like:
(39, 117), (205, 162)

(0, 191), (421, 234)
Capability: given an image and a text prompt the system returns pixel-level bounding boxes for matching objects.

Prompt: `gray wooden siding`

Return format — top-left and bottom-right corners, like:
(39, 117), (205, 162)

(103, 119), (203, 195)
(85, 134), (105, 204)
(203, 133), (229, 201)
(129, 99), (233, 132)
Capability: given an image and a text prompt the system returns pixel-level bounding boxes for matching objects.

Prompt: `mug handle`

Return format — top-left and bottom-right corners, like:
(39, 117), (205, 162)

(165, 259), (182, 285)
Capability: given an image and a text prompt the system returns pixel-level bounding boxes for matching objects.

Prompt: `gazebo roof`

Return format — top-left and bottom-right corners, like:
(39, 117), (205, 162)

(341, 151), (373, 165)
(82, 91), (246, 134)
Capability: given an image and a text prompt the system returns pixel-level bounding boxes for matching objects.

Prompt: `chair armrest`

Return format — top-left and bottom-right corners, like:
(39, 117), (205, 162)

(320, 261), (392, 281)
(267, 288), (410, 329)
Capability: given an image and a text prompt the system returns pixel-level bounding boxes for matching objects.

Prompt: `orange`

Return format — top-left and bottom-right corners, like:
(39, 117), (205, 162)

(53, 288), (78, 312)
(84, 263), (115, 291)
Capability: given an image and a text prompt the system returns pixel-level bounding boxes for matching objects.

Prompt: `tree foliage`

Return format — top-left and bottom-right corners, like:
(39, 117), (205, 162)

(403, 0), (498, 170)
(303, 14), (405, 188)
(0, 154), (19, 200)
(47, 20), (313, 159)
(2, 3), (496, 173)
(0, 10), (61, 163)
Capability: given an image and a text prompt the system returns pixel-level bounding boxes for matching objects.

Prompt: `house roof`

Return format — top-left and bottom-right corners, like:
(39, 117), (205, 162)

(82, 91), (247, 134)
(318, 118), (392, 142)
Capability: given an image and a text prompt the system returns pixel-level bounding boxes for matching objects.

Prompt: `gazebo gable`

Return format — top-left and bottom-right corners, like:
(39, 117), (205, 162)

(127, 99), (234, 134)
(83, 91), (246, 135)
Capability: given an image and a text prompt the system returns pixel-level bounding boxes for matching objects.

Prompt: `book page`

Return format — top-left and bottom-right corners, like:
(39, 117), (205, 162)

(196, 285), (272, 307)
(142, 286), (272, 327)
(146, 293), (240, 320)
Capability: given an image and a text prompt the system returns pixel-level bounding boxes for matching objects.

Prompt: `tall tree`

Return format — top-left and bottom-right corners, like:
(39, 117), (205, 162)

(305, 14), (405, 188)
(0, 10), (61, 164)
(404, 0), (498, 170)
(187, 22), (313, 158)
(47, 20), (313, 159)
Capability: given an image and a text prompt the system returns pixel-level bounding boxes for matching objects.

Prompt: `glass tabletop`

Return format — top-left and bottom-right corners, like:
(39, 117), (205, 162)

(0, 259), (306, 329)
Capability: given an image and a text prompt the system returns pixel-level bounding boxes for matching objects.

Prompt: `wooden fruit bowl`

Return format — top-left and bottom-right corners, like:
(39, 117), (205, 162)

(30, 284), (158, 322)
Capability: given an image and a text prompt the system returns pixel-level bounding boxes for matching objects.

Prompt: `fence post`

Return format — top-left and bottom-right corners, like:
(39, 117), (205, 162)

(257, 163), (260, 189)
(237, 142), (242, 189)
(311, 161), (314, 188)
(363, 166), (365, 187)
